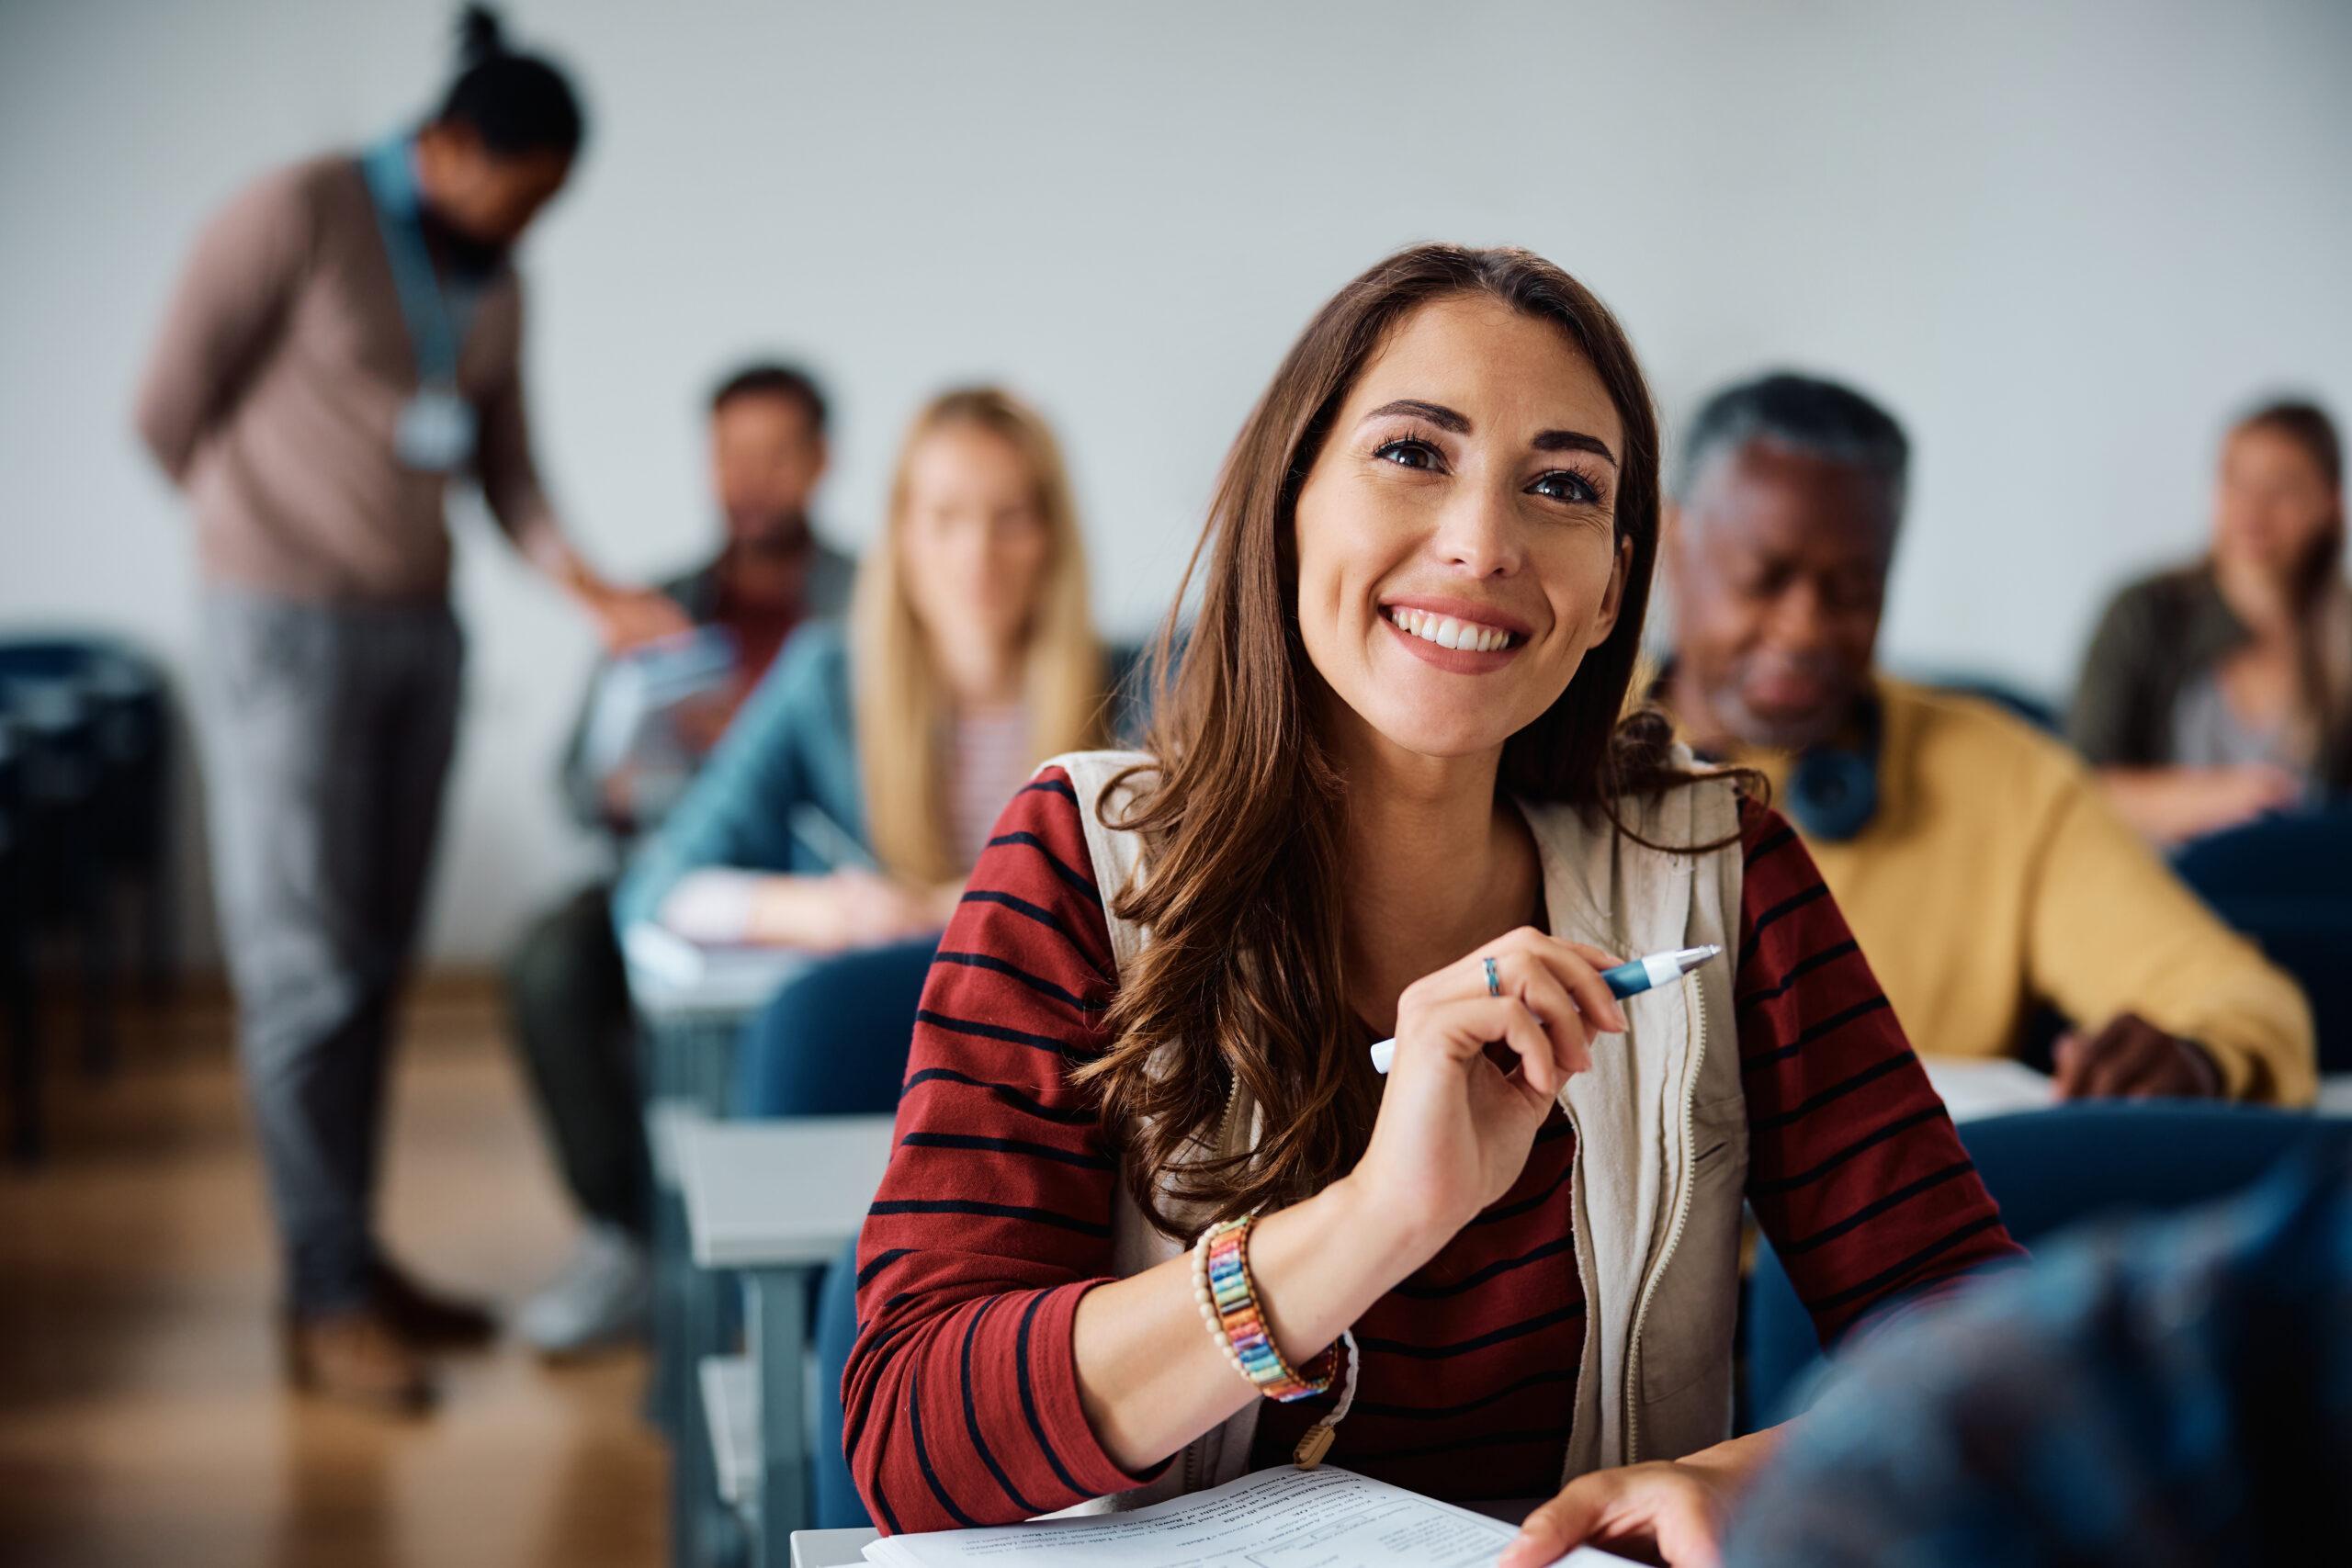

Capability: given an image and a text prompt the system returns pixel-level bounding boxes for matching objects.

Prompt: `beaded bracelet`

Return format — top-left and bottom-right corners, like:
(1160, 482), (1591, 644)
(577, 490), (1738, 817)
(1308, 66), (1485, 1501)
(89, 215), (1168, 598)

(1191, 1213), (1340, 1402)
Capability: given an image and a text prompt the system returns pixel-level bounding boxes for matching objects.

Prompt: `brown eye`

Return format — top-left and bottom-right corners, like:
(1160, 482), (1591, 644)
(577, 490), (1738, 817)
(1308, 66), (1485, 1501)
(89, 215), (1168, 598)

(1529, 469), (1601, 505)
(1374, 438), (1442, 470)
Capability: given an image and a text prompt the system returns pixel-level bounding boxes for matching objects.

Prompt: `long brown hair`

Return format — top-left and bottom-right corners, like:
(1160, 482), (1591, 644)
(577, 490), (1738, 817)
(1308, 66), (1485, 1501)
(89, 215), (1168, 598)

(1078, 244), (1715, 1237)
(851, 387), (1107, 886)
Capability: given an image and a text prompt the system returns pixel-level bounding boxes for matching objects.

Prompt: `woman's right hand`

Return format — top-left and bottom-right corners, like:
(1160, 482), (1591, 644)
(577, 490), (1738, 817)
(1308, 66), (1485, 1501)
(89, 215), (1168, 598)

(1348, 928), (1627, 1251)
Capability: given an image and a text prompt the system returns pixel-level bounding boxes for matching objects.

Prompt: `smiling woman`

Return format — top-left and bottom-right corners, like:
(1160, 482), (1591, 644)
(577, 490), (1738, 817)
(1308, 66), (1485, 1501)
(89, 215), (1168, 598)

(842, 245), (2023, 1566)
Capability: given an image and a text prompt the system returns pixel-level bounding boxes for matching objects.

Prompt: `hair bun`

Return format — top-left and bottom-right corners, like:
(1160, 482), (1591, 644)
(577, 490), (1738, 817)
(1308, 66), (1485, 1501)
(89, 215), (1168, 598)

(457, 5), (507, 64)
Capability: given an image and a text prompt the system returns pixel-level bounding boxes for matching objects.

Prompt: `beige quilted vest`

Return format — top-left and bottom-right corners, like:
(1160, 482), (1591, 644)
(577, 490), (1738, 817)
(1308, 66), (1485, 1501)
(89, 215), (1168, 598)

(1048, 748), (1747, 1507)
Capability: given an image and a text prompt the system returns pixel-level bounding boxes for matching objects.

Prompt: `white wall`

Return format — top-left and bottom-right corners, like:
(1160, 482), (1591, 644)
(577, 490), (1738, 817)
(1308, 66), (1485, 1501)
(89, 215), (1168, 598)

(4, 0), (2347, 966)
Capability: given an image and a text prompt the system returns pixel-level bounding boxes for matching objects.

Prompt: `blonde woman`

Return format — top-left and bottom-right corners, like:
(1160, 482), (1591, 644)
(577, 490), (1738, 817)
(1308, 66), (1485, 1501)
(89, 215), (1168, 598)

(515, 389), (1111, 1349)
(614, 385), (1113, 947)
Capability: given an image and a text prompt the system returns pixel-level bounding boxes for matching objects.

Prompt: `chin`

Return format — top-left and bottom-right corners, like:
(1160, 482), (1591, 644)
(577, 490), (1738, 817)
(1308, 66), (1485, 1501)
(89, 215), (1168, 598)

(1354, 698), (1521, 761)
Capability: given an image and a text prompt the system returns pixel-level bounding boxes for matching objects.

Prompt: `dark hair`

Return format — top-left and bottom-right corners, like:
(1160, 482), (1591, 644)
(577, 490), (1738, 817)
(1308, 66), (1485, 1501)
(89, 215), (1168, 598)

(2234, 398), (2343, 491)
(1675, 371), (1910, 525)
(432, 6), (585, 158)
(709, 362), (830, 434)
(1081, 243), (1728, 1237)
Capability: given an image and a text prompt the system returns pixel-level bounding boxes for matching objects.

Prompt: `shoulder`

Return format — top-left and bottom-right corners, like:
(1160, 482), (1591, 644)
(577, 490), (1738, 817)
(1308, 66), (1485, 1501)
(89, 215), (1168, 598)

(205, 155), (344, 248)
(1882, 678), (2091, 811)
(2091, 563), (2215, 643)
(1037, 748), (1160, 809)
(733, 619), (853, 736)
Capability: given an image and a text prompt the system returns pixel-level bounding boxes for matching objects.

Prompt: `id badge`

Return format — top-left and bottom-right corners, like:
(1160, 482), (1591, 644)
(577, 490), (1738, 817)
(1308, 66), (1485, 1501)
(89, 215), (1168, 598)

(395, 386), (478, 473)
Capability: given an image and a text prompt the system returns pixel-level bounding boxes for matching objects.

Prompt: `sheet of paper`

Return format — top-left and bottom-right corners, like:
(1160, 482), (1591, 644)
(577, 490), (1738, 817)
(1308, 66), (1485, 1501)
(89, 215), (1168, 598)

(859, 1466), (1636, 1568)
(1920, 1055), (2056, 1122)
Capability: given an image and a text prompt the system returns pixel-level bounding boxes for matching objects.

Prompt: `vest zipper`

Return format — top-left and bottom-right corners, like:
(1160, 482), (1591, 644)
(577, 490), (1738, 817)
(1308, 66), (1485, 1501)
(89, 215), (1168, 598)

(1621, 969), (1707, 1465)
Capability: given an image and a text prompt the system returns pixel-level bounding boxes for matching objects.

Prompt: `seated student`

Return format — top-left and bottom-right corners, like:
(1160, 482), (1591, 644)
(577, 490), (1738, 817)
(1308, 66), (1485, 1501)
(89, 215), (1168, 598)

(1659, 373), (2315, 1105)
(615, 383), (1112, 953)
(1727, 1150), (2352, 1568)
(508, 361), (850, 1355)
(844, 246), (2022, 1566)
(2072, 400), (2349, 843)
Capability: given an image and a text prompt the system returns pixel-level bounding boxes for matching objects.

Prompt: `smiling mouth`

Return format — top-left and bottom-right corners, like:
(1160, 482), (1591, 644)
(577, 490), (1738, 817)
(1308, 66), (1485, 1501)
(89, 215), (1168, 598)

(1382, 605), (1523, 654)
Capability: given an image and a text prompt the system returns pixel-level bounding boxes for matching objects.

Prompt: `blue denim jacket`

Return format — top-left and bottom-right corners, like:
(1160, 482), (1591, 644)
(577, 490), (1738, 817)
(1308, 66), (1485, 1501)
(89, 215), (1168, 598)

(611, 619), (865, 934)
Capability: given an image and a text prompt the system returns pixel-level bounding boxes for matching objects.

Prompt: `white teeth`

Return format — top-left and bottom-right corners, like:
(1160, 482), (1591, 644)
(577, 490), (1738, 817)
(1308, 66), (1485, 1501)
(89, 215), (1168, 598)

(1386, 607), (1511, 653)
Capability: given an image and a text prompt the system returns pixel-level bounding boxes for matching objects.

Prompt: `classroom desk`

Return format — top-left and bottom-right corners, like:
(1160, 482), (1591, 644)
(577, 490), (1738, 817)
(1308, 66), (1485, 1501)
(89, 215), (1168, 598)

(1926, 1057), (2352, 1122)
(622, 920), (810, 1108)
(681, 1114), (897, 1567)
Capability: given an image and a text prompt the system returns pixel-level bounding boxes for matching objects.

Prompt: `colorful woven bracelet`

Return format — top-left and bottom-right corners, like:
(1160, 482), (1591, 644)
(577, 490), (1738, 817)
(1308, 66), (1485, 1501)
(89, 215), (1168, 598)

(1191, 1213), (1339, 1403)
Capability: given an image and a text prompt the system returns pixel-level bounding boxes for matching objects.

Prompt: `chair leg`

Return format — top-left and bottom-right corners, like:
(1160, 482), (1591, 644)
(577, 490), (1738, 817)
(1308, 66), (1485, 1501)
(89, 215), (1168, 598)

(4, 910), (40, 1167)
(76, 863), (117, 1079)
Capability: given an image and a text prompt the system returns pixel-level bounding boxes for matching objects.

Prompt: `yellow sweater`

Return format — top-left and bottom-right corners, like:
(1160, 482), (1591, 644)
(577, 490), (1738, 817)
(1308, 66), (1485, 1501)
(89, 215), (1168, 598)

(1728, 679), (2315, 1105)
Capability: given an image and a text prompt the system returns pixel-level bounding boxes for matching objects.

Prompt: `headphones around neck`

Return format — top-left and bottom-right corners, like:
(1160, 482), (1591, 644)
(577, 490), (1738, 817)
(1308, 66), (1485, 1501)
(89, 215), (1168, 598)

(1780, 691), (1883, 842)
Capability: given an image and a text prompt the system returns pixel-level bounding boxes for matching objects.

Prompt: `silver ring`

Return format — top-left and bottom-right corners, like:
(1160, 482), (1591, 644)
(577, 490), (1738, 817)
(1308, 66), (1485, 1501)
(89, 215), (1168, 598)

(1483, 956), (1501, 998)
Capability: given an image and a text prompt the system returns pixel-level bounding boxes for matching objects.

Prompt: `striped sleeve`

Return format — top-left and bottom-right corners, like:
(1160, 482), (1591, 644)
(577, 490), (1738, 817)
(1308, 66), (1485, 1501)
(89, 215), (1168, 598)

(1734, 799), (2026, 1343)
(842, 768), (1156, 1533)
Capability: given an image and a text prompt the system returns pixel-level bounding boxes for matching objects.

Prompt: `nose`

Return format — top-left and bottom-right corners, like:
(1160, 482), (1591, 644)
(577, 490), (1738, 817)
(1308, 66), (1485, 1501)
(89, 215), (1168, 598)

(1426, 483), (1523, 580)
(1760, 579), (1836, 655)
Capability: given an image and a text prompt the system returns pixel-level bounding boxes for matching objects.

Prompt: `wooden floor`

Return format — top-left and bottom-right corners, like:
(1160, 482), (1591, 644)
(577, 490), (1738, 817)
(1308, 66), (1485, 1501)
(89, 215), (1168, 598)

(0, 982), (667, 1568)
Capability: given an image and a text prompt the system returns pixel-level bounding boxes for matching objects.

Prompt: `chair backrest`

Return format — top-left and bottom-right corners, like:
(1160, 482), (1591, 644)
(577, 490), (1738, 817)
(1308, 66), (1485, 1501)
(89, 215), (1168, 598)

(2171, 806), (2352, 1073)
(811, 1232), (869, 1529)
(1741, 1103), (2352, 1430)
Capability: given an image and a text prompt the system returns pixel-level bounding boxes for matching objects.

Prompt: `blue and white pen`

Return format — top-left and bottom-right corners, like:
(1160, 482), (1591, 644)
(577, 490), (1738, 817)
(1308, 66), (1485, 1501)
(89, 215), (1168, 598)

(1368, 944), (1722, 1075)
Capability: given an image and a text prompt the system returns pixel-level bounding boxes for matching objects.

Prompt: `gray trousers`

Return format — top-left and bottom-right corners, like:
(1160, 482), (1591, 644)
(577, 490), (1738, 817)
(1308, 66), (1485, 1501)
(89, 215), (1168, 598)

(198, 588), (463, 1314)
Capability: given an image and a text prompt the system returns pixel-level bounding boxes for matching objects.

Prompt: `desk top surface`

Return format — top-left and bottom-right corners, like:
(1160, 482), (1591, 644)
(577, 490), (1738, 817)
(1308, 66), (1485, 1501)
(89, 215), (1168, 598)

(680, 1115), (897, 1269)
(623, 920), (812, 1018)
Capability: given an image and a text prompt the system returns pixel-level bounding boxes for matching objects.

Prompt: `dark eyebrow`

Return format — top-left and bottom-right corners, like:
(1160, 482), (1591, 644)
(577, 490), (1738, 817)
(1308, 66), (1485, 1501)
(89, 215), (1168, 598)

(1533, 429), (1619, 466)
(1361, 398), (1619, 468)
(1362, 398), (1468, 433)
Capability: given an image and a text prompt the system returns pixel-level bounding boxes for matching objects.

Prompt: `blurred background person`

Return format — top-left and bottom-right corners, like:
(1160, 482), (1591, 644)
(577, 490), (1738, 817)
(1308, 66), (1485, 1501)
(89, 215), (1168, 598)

(514, 386), (1114, 1334)
(1658, 373), (2315, 1105)
(505, 361), (851, 1358)
(612, 385), (1113, 954)
(128, 6), (686, 1410)
(2073, 400), (2349, 844)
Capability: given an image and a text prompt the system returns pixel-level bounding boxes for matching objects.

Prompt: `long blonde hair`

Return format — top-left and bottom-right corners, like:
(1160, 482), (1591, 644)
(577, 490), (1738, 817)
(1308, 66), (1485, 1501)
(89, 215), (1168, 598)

(851, 387), (1106, 886)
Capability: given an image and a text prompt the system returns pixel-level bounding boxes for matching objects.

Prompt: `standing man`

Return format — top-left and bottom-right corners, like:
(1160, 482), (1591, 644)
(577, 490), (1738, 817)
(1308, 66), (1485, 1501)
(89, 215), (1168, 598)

(508, 363), (854, 1357)
(1658, 373), (2314, 1105)
(132, 8), (684, 1409)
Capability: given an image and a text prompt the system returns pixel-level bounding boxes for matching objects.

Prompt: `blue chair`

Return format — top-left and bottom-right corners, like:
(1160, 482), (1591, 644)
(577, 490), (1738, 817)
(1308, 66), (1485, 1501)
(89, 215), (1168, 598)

(1741, 1102), (2352, 1431)
(2174, 805), (2352, 1073)
(811, 1232), (868, 1529)
(732, 936), (939, 1118)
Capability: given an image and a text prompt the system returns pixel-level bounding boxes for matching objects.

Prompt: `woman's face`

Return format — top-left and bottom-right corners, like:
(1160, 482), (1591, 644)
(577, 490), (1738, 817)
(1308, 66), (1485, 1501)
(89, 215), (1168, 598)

(1291, 294), (1630, 763)
(2214, 424), (2340, 579)
(898, 422), (1054, 657)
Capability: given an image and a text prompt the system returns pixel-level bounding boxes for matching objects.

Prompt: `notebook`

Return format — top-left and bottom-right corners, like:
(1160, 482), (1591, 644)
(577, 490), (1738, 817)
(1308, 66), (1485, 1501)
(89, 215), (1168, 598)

(860, 1465), (1637, 1568)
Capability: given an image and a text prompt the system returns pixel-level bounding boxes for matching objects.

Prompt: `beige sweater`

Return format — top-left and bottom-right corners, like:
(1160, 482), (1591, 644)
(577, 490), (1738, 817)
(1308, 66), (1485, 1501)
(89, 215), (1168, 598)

(133, 153), (558, 604)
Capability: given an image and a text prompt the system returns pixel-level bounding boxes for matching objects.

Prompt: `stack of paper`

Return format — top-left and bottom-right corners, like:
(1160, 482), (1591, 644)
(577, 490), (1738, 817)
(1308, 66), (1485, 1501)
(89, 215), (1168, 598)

(860, 1466), (1634, 1568)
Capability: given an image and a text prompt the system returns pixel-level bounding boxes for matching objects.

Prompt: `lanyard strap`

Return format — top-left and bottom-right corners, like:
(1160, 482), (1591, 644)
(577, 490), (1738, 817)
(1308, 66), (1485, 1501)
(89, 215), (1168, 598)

(359, 136), (481, 388)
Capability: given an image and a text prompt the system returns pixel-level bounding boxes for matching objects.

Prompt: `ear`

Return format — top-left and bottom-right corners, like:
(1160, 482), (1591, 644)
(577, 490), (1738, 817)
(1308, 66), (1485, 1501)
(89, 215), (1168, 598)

(811, 432), (832, 481)
(1588, 533), (1634, 651)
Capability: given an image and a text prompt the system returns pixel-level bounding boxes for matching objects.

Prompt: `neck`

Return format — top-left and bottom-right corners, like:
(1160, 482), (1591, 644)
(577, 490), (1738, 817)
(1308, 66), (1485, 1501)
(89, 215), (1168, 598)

(1329, 713), (1537, 1032)
(1666, 664), (1739, 756)
(931, 626), (1023, 710)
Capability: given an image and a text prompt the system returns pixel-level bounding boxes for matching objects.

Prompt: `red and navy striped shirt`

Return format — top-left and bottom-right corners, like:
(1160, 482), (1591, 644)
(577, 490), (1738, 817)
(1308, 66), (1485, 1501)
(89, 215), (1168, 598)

(844, 769), (2021, 1532)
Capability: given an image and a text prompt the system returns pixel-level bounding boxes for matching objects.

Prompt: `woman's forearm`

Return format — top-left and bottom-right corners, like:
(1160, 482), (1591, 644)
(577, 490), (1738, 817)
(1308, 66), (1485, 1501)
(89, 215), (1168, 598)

(1069, 1173), (1449, 1472)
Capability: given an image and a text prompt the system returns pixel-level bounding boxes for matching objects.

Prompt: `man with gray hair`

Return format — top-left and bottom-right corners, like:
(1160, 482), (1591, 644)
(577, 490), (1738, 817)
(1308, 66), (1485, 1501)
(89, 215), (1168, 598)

(1658, 371), (2313, 1104)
